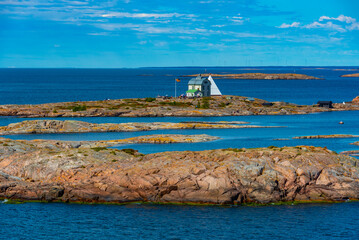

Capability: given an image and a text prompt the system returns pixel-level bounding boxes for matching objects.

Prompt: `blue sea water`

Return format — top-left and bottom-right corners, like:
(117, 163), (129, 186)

(3, 111), (359, 154)
(1, 67), (359, 239)
(0, 67), (358, 105)
(1, 202), (359, 240)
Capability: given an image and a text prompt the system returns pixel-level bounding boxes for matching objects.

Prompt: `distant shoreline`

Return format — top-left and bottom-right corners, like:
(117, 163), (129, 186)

(181, 73), (320, 80)
(341, 73), (359, 77)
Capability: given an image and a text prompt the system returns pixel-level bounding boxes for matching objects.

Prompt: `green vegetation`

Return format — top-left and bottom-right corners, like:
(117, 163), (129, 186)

(121, 148), (137, 155)
(91, 147), (108, 152)
(218, 102), (227, 108)
(71, 105), (87, 112)
(145, 97), (156, 102)
(267, 146), (278, 149)
(201, 98), (210, 109)
(203, 97), (213, 101)
(223, 148), (245, 152)
(159, 101), (192, 107)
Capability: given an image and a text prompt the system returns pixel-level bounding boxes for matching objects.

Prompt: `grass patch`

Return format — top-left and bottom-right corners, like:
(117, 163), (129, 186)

(91, 147), (108, 152)
(121, 148), (137, 155)
(223, 148), (245, 152)
(199, 98), (210, 109)
(145, 97), (156, 102)
(69, 105), (87, 112)
(218, 102), (227, 108)
(159, 101), (192, 107)
(267, 146), (278, 149)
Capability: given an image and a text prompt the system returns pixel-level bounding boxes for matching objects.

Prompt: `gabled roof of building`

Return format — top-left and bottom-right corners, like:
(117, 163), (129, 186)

(188, 75), (210, 85)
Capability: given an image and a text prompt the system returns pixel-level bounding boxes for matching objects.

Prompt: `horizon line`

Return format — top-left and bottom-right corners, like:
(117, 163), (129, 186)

(1, 65), (359, 69)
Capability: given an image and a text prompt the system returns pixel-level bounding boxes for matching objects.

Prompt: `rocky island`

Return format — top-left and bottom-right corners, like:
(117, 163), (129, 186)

(341, 73), (359, 77)
(293, 134), (359, 139)
(182, 73), (320, 79)
(0, 120), (277, 135)
(0, 95), (358, 118)
(1, 138), (359, 205)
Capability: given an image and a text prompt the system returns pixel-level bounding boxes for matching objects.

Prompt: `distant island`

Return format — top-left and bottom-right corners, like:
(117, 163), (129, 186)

(293, 134), (359, 139)
(341, 73), (359, 77)
(182, 73), (320, 80)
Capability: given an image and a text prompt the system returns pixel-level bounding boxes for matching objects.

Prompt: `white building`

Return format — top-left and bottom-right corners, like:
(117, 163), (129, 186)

(186, 75), (211, 97)
(186, 74), (222, 97)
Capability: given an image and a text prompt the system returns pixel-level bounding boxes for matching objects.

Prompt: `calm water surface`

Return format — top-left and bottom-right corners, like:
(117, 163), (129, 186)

(0, 67), (358, 105)
(1, 202), (359, 240)
(3, 111), (359, 154)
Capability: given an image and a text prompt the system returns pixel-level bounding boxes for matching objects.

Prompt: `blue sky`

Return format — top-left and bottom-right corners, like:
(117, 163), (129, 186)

(1, 0), (359, 67)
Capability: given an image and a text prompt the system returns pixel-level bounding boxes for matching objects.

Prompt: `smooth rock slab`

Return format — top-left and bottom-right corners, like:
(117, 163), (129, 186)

(1, 140), (359, 204)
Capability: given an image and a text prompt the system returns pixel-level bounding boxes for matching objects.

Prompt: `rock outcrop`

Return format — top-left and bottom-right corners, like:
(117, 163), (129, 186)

(6, 134), (219, 149)
(1, 95), (358, 118)
(0, 120), (275, 135)
(341, 73), (359, 78)
(293, 134), (359, 139)
(352, 96), (359, 103)
(1, 138), (359, 205)
(182, 73), (320, 80)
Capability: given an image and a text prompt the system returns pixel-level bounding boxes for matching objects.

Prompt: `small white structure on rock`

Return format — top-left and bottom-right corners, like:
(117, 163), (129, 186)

(186, 74), (222, 97)
(208, 75), (222, 96)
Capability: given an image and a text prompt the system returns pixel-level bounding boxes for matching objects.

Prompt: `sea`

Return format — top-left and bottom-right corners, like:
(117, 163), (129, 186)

(1, 67), (359, 239)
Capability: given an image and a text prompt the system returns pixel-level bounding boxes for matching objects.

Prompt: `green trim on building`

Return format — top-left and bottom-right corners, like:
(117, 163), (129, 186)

(186, 89), (199, 93)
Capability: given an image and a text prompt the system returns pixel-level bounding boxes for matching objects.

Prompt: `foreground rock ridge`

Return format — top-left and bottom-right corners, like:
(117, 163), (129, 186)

(0, 120), (275, 135)
(0, 95), (358, 118)
(1, 138), (359, 205)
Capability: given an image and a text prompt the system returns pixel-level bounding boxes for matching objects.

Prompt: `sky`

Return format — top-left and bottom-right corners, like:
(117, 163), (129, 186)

(1, 0), (359, 67)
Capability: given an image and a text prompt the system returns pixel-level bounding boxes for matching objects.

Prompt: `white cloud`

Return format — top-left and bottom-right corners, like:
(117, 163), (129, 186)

(278, 22), (300, 28)
(348, 22), (359, 30)
(227, 14), (246, 24)
(100, 12), (196, 19)
(319, 15), (356, 24)
(304, 21), (346, 32)
(278, 15), (359, 32)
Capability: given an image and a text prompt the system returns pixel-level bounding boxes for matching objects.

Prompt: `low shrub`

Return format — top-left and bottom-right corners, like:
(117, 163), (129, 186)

(145, 97), (156, 102)
(91, 147), (108, 152)
(71, 105), (87, 112)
